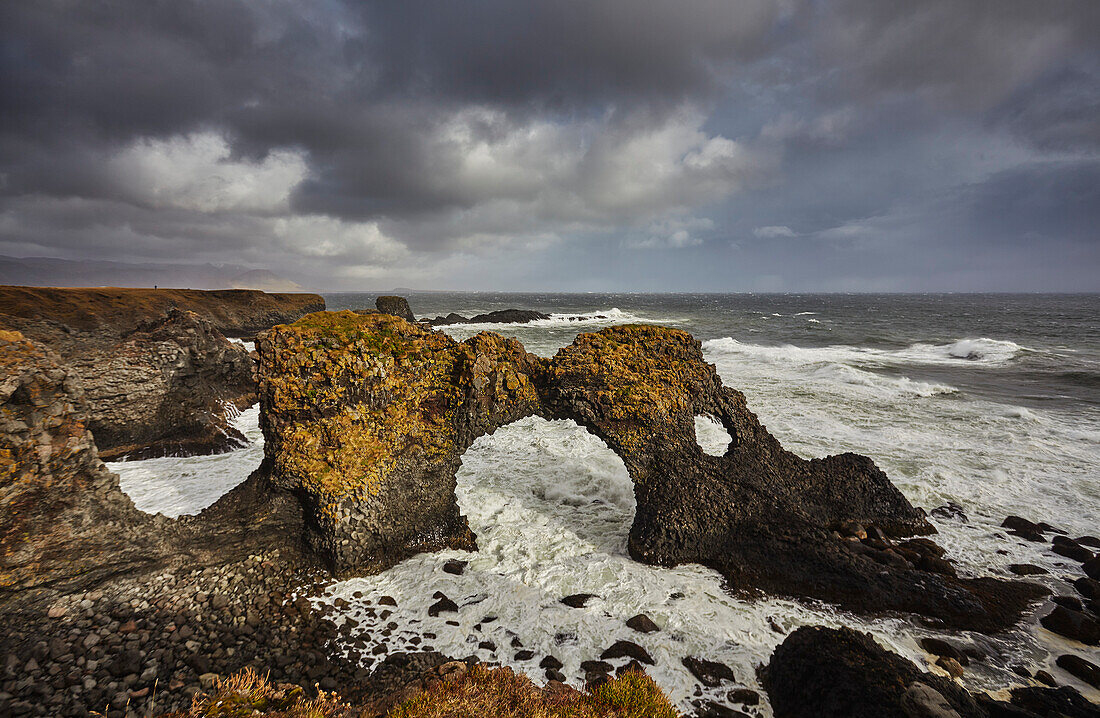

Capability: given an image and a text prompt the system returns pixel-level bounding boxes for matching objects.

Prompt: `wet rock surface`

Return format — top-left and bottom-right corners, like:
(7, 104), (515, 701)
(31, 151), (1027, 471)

(762, 626), (1099, 718)
(258, 312), (1045, 631)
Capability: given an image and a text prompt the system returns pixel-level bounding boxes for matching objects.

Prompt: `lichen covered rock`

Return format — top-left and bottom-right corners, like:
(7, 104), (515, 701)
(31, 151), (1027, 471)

(258, 313), (1044, 630)
(258, 312), (543, 574)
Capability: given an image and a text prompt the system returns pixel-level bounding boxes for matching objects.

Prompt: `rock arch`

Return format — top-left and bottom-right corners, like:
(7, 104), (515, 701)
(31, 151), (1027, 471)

(257, 311), (1045, 632)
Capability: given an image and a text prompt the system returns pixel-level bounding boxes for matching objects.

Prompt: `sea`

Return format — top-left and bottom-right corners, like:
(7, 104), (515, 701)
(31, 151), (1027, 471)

(108, 293), (1100, 715)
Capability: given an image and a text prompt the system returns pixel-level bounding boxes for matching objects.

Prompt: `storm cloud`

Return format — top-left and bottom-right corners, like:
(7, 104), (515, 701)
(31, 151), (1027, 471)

(1, 0), (1098, 290)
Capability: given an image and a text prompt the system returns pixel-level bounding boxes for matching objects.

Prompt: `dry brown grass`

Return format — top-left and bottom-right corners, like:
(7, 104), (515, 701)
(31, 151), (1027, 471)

(159, 665), (678, 718)
(388, 665), (679, 718)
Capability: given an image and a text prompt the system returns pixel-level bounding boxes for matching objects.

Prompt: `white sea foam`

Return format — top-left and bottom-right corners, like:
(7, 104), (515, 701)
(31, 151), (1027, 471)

(316, 417), (925, 715)
(108, 405), (263, 517)
(113, 325), (1100, 708)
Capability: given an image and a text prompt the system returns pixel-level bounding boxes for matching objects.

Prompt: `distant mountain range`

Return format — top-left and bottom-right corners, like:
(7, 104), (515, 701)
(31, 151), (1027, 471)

(0, 256), (308, 292)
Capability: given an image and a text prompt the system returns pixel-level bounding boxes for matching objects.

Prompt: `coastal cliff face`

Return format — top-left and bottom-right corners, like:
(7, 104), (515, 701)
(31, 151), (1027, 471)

(0, 331), (157, 592)
(258, 312), (1044, 631)
(0, 286), (325, 338)
(4, 308), (256, 460)
(0, 285), (325, 460)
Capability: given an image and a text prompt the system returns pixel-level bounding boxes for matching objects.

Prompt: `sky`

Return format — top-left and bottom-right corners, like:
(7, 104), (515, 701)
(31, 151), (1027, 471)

(2, 1), (1099, 292)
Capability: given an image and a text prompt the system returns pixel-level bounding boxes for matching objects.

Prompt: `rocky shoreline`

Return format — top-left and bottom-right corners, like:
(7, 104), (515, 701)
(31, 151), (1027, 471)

(1, 293), (1098, 717)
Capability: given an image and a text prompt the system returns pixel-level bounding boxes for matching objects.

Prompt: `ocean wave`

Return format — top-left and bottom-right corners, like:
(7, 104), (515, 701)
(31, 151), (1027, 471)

(702, 336), (1025, 369)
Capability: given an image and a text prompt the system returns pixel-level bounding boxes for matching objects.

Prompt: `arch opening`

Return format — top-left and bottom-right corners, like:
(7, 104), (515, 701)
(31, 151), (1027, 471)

(457, 415), (635, 558)
(693, 414), (733, 456)
(108, 403), (265, 517)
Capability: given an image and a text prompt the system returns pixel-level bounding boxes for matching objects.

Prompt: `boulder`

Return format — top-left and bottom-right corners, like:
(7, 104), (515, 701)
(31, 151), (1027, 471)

(626, 614), (660, 633)
(1040, 606), (1100, 645)
(1056, 654), (1100, 689)
(761, 626), (985, 718)
(256, 315), (1046, 630)
(375, 296), (416, 323)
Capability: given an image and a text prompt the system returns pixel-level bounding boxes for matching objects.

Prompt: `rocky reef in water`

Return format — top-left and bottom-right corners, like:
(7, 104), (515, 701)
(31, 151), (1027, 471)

(257, 311), (1045, 632)
(0, 285), (324, 460)
(425, 308), (550, 326)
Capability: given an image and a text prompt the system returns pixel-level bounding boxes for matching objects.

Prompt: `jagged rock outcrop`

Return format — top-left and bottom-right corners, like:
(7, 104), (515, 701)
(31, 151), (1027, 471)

(762, 626), (1099, 718)
(258, 312), (1044, 630)
(0, 331), (161, 592)
(0, 285), (325, 459)
(4, 308), (256, 460)
(427, 308), (550, 325)
(0, 285), (325, 338)
(375, 295), (416, 323)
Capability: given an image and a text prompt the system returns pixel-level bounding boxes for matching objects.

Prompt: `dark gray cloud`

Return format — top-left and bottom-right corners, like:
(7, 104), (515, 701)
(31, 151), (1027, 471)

(1, 0), (1097, 290)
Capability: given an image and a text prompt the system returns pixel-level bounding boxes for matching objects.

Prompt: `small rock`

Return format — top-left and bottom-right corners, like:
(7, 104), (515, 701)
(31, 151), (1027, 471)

(696, 701), (749, 718)
(514, 650), (535, 661)
(428, 596), (458, 617)
(199, 673), (218, 690)
(379, 596), (397, 606)
(919, 638), (968, 666)
(601, 640), (654, 665)
(682, 656), (735, 687)
(46, 605), (66, 619)
(1002, 516), (1044, 534)
(935, 656), (964, 679)
(626, 614), (659, 634)
(727, 688), (759, 705)
(539, 656), (563, 670)
(929, 503), (967, 523)
(442, 560), (467, 576)
(1083, 555), (1100, 581)
(1076, 536), (1100, 549)
(561, 593), (597, 608)
(1008, 564), (1048, 576)
(1053, 595), (1085, 612)
(1055, 654), (1099, 689)
(902, 681), (962, 718)
(1040, 606), (1100, 645)
(545, 668), (566, 683)
(581, 660), (613, 674)
(1034, 670), (1057, 687)
(1074, 577), (1100, 601)
(1051, 536), (1095, 563)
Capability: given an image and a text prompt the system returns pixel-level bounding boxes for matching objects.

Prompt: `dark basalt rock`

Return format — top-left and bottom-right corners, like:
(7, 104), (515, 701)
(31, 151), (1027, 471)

(1040, 605), (1100, 645)
(561, 593), (597, 608)
(426, 308), (550, 326)
(1057, 654), (1100, 689)
(1008, 564), (1048, 576)
(1075, 578), (1100, 601)
(257, 313), (1046, 631)
(1053, 536), (1096, 563)
(626, 613), (660, 633)
(1084, 555), (1100, 581)
(601, 640), (654, 665)
(682, 656), (736, 686)
(991, 686), (1100, 717)
(375, 296), (416, 323)
(761, 626), (985, 718)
